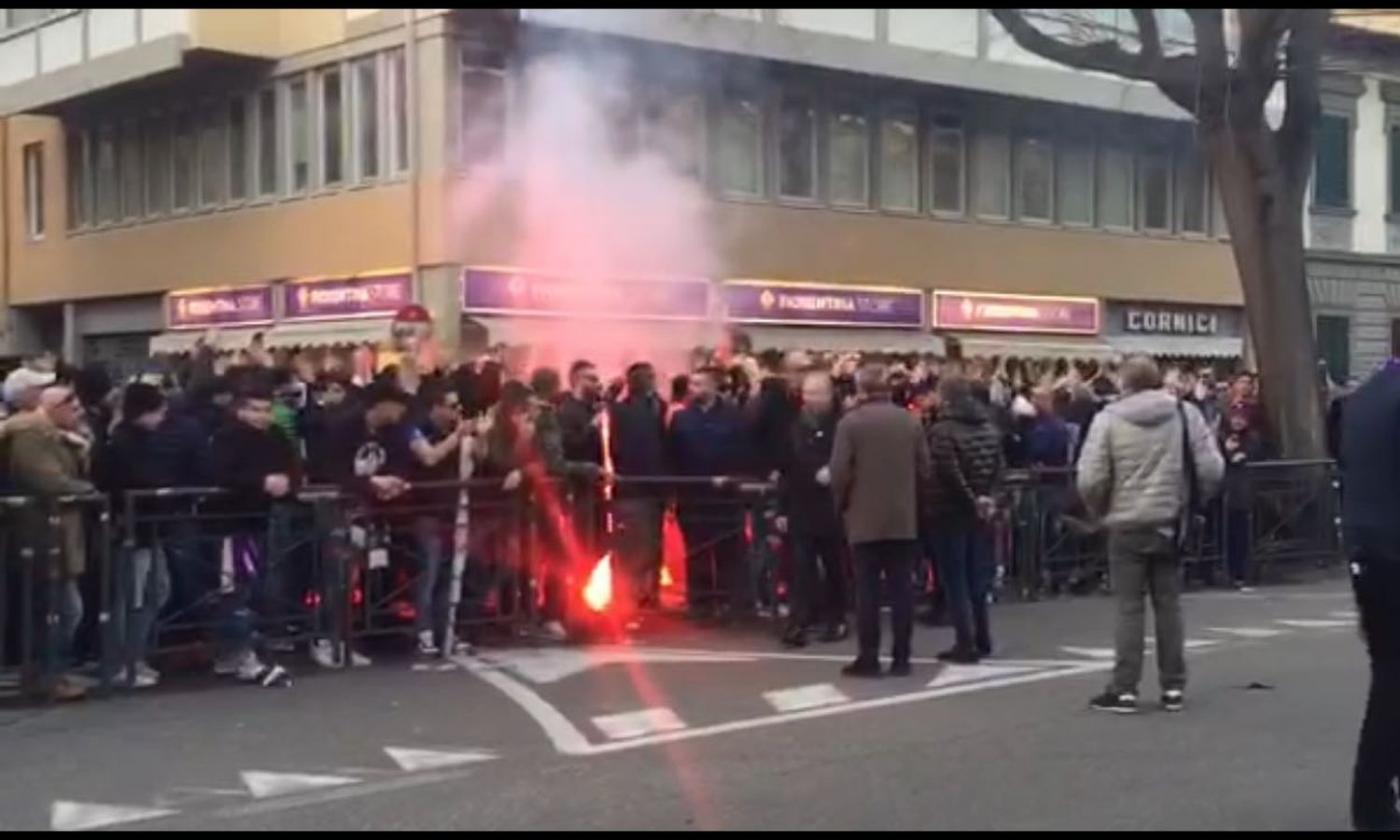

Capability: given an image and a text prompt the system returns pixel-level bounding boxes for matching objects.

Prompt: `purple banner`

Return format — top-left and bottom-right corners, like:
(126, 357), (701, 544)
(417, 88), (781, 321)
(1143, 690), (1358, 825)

(723, 281), (925, 328)
(283, 273), (413, 321)
(462, 268), (711, 320)
(167, 286), (275, 329)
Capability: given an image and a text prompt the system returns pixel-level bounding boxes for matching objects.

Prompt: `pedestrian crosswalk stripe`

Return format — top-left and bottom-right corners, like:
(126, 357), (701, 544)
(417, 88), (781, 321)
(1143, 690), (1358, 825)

(51, 800), (176, 831)
(1275, 619), (1352, 629)
(1059, 646), (1115, 660)
(1206, 626), (1287, 639)
(592, 707), (687, 740)
(240, 771), (360, 799)
(384, 747), (498, 772)
(763, 683), (850, 713)
(926, 663), (1036, 689)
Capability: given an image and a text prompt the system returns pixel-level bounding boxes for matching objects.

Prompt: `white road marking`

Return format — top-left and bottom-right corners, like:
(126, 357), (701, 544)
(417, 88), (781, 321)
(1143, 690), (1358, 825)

(51, 800), (177, 832)
(592, 707), (687, 740)
(239, 771), (360, 800)
(1206, 626), (1288, 639)
(1276, 619), (1353, 629)
(384, 747), (498, 772)
(926, 663), (1036, 688)
(1330, 610), (1359, 620)
(1185, 639), (1221, 649)
(763, 683), (850, 712)
(1060, 646), (1115, 660)
(471, 648), (756, 685)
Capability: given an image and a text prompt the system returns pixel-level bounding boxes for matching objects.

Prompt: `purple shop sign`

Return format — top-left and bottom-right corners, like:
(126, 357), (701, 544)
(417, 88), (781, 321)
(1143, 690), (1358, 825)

(167, 286), (275, 329)
(462, 267), (712, 320)
(283, 273), (413, 321)
(723, 280), (926, 328)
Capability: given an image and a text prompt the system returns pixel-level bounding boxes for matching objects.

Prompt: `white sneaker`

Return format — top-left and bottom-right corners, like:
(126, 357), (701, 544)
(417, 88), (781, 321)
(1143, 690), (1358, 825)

(116, 663), (160, 689)
(348, 649), (372, 668)
(310, 639), (340, 669)
(541, 620), (568, 642)
(234, 651), (291, 687)
(417, 630), (440, 656)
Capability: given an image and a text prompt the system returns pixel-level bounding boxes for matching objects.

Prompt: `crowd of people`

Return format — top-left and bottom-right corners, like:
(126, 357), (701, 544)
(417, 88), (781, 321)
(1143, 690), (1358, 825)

(0, 338), (1267, 701)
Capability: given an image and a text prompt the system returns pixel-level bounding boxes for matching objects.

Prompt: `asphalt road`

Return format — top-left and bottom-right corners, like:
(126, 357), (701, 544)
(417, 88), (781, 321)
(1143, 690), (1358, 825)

(0, 575), (1367, 831)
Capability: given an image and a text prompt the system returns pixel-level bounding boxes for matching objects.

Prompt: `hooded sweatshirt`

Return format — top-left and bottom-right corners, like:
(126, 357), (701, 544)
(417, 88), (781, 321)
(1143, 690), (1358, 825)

(1075, 389), (1224, 530)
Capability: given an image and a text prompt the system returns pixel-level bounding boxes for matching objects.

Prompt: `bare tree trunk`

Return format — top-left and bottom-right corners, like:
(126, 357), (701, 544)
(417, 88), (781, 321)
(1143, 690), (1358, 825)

(1207, 129), (1326, 459)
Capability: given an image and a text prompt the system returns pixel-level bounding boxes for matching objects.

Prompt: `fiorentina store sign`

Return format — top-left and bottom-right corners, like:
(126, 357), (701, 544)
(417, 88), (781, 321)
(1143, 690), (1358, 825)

(722, 280), (925, 328)
(932, 291), (1100, 335)
(167, 286), (275, 329)
(461, 267), (712, 320)
(282, 272), (413, 320)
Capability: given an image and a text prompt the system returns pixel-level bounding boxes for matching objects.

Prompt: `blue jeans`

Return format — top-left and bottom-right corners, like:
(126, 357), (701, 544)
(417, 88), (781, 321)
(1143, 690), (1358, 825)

(413, 516), (452, 640)
(111, 544), (172, 674)
(933, 523), (994, 653)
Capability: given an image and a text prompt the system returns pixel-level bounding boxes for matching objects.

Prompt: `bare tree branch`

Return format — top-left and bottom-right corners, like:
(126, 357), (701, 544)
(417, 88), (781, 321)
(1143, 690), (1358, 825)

(1130, 9), (1162, 64)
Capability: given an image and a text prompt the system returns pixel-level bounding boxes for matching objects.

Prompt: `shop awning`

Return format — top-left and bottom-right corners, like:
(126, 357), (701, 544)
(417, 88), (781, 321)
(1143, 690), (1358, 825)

(462, 315), (721, 351)
(1106, 334), (1244, 359)
(736, 326), (945, 355)
(148, 328), (265, 355)
(262, 318), (395, 349)
(943, 333), (1117, 360)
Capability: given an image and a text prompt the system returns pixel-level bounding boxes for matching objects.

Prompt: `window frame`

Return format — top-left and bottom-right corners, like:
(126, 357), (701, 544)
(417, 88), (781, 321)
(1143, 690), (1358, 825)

(387, 47), (409, 175)
(826, 99), (872, 210)
(969, 120), (1011, 221)
(1312, 110), (1353, 212)
(118, 118), (143, 221)
(352, 53), (382, 183)
(286, 73), (312, 195)
(1315, 312), (1352, 385)
(22, 141), (43, 241)
(227, 94), (249, 204)
(254, 85), (280, 199)
(711, 82), (766, 200)
(142, 111), (172, 219)
(317, 63), (347, 190)
(1175, 144), (1209, 236)
(1012, 132), (1055, 224)
(94, 121), (119, 226)
(1096, 143), (1135, 232)
(171, 108), (196, 213)
(774, 88), (820, 204)
(1054, 135), (1095, 227)
(876, 101), (920, 214)
(196, 99), (227, 210)
(928, 110), (966, 217)
(1135, 147), (1173, 234)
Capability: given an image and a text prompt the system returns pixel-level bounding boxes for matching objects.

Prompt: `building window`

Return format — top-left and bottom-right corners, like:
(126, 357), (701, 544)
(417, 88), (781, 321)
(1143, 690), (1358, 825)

(1137, 151), (1171, 231)
(228, 97), (247, 201)
(714, 87), (763, 197)
(777, 93), (817, 201)
(1390, 123), (1400, 215)
(320, 66), (345, 187)
(144, 114), (171, 216)
(388, 47), (408, 173)
(353, 56), (380, 180)
(198, 103), (226, 207)
(1316, 314), (1351, 384)
(1057, 141), (1093, 225)
(460, 49), (506, 169)
(288, 77), (311, 192)
(65, 129), (86, 229)
(1176, 147), (1207, 234)
(95, 124), (119, 225)
(878, 108), (918, 212)
(972, 126), (1009, 218)
(5, 9), (56, 29)
(22, 142), (43, 240)
(119, 120), (142, 219)
(828, 106), (869, 207)
(172, 110), (195, 210)
(1097, 145), (1133, 229)
(930, 115), (964, 214)
(1014, 135), (1053, 222)
(642, 93), (702, 179)
(1313, 113), (1350, 210)
(257, 88), (278, 196)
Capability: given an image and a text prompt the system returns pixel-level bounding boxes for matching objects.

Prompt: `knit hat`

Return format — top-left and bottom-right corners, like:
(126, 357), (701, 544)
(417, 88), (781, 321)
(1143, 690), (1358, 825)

(121, 381), (166, 421)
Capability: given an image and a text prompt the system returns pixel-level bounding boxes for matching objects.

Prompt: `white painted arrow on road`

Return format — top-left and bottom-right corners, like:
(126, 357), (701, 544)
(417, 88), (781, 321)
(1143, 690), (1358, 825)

(384, 747), (498, 773)
(51, 800), (176, 832)
(1276, 619), (1352, 629)
(1206, 626), (1287, 639)
(240, 771), (360, 799)
(926, 663), (1037, 689)
(1060, 646), (1115, 660)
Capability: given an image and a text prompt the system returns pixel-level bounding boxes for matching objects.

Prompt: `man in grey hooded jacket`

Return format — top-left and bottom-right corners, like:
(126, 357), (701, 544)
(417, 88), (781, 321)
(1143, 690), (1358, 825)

(1076, 355), (1224, 714)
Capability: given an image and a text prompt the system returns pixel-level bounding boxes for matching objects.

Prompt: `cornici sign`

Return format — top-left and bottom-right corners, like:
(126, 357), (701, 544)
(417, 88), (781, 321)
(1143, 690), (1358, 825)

(1124, 307), (1220, 336)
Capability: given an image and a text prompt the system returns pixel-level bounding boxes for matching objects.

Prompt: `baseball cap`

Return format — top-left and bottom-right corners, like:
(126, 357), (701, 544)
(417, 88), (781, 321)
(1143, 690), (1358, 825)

(3, 366), (57, 407)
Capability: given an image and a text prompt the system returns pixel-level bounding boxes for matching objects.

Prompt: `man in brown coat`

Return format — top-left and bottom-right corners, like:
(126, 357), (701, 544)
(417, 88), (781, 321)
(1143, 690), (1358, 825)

(6, 384), (96, 701)
(830, 364), (932, 677)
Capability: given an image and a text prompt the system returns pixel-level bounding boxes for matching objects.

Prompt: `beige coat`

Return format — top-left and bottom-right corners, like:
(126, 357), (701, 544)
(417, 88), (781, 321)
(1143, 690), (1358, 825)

(4, 412), (95, 577)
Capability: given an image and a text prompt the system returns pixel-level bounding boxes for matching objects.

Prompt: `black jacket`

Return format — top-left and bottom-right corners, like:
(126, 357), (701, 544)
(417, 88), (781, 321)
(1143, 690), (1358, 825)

(608, 392), (668, 497)
(779, 407), (842, 538)
(747, 377), (799, 478)
(926, 397), (1005, 527)
(208, 420), (303, 522)
(1340, 364), (1400, 553)
(557, 394), (604, 467)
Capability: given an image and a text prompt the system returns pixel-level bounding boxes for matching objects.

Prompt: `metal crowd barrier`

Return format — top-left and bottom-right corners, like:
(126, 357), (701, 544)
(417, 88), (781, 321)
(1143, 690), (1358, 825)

(0, 461), (1346, 702)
